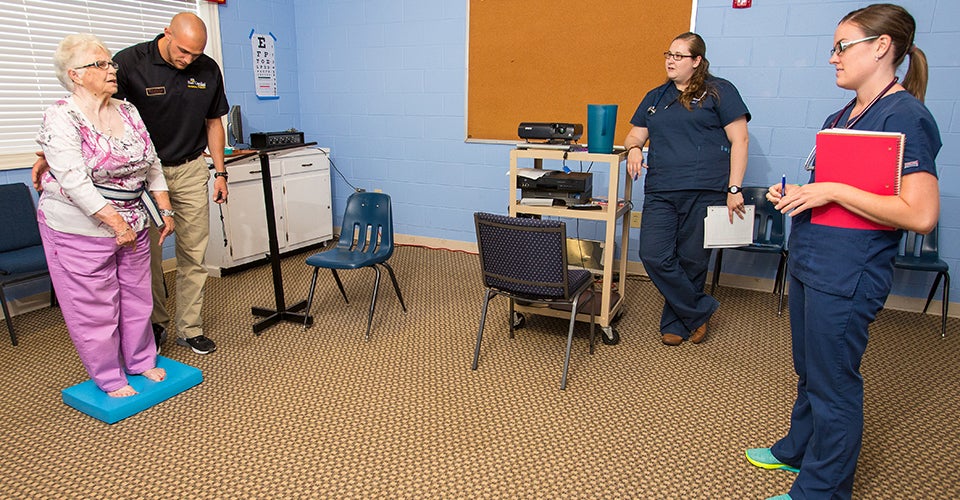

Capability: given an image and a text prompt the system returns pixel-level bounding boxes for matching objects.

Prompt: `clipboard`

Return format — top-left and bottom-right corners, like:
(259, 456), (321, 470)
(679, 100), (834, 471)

(704, 205), (754, 248)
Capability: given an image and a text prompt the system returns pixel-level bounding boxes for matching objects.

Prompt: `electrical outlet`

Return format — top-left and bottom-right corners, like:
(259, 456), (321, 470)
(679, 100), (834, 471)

(630, 211), (642, 228)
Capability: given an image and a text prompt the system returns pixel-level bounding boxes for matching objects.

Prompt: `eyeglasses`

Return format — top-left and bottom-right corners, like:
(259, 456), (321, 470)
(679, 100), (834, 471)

(829, 36), (879, 56)
(74, 60), (119, 71)
(663, 51), (695, 61)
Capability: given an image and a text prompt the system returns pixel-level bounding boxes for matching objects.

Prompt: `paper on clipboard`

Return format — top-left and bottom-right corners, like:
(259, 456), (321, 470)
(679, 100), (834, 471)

(704, 205), (754, 248)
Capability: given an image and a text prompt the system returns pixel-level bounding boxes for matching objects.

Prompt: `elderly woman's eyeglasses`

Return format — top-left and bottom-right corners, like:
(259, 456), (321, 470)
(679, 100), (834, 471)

(663, 52), (695, 61)
(74, 60), (119, 71)
(829, 36), (879, 56)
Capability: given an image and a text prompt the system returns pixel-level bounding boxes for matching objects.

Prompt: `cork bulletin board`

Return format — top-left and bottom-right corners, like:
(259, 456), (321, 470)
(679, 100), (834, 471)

(466, 0), (695, 144)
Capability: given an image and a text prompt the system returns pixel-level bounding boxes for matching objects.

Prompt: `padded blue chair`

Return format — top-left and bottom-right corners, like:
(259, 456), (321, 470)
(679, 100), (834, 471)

(472, 212), (596, 391)
(710, 187), (788, 316)
(0, 183), (53, 346)
(895, 226), (950, 338)
(303, 192), (406, 341)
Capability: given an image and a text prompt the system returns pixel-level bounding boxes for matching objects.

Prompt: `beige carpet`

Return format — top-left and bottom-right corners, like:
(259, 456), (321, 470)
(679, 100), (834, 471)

(0, 245), (957, 499)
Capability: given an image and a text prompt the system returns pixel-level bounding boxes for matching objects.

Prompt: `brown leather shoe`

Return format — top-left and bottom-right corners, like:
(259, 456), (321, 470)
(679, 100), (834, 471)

(690, 321), (708, 344)
(661, 333), (684, 346)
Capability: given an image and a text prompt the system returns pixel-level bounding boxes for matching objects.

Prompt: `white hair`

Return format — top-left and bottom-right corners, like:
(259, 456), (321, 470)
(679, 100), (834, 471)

(53, 33), (111, 92)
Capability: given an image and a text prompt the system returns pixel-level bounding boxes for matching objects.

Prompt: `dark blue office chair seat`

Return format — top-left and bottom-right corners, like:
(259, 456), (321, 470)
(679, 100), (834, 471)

(0, 183), (55, 346)
(710, 187), (788, 316)
(472, 212), (597, 390)
(894, 227), (950, 338)
(302, 192), (406, 341)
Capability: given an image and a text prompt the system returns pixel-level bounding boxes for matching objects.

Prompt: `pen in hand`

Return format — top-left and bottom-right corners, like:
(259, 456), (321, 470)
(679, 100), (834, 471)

(781, 174), (787, 196)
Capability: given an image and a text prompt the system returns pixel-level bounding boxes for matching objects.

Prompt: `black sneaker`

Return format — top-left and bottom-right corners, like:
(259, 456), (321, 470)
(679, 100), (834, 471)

(153, 323), (168, 355)
(176, 335), (217, 355)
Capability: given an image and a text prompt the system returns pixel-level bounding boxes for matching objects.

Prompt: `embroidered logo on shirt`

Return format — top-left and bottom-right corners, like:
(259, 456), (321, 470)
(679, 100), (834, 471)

(145, 86), (166, 96)
(186, 78), (207, 90)
(905, 160), (919, 168)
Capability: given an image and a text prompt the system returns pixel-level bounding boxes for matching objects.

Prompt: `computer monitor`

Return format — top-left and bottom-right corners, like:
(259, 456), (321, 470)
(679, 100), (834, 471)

(227, 105), (244, 147)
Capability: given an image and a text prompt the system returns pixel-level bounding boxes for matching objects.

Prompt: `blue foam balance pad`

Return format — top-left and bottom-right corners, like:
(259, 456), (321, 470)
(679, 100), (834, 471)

(61, 356), (202, 424)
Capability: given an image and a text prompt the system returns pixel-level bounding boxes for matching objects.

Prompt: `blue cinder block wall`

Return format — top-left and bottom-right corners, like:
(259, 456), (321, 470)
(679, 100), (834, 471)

(217, 0), (958, 306)
(4, 0), (956, 310)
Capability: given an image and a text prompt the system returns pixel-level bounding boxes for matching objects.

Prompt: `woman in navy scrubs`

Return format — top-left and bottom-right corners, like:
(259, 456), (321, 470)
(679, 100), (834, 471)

(623, 32), (750, 346)
(747, 4), (941, 499)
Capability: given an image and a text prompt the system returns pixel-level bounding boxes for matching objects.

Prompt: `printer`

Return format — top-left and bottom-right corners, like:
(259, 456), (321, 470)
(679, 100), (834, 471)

(517, 170), (593, 205)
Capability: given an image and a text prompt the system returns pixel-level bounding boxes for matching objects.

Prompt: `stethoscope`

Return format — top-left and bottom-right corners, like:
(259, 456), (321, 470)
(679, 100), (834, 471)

(646, 84), (707, 115)
(803, 77), (899, 171)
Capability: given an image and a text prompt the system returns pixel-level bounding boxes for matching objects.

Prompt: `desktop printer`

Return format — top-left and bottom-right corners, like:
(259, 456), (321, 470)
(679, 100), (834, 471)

(518, 171), (593, 205)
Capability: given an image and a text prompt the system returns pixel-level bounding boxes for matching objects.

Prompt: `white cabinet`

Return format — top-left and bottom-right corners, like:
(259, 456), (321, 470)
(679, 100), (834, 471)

(205, 147), (333, 276)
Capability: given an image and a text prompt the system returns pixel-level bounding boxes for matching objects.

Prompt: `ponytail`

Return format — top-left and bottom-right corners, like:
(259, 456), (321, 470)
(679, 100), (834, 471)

(902, 45), (928, 102)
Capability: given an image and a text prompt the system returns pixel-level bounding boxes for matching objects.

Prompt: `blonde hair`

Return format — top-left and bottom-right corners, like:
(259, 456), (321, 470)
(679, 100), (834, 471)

(53, 33), (111, 92)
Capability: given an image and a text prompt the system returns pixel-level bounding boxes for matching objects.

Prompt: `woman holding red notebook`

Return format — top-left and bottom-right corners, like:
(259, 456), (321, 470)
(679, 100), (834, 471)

(748, 4), (941, 499)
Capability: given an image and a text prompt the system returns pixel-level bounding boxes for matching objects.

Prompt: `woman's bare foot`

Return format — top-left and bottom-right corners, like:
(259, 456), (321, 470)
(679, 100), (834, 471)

(107, 385), (137, 397)
(142, 367), (166, 382)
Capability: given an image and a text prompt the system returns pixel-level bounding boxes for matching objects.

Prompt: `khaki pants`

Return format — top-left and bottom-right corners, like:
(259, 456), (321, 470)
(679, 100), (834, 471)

(150, 156), (210, 339)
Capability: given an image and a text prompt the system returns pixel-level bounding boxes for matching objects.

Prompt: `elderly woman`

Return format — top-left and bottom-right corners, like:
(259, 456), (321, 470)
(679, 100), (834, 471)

(36, 34), (175, 397)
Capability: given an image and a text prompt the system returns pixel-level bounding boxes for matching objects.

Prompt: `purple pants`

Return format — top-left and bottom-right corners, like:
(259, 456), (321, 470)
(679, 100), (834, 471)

(40, 224), (156, 392)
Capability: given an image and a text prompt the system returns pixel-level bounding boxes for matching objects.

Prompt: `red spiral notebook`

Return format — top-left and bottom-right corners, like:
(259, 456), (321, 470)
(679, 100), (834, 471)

(811, 128), (905, 230)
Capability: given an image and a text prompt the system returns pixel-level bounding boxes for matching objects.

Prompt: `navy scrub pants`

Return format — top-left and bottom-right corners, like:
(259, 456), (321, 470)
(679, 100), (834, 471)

(639, 190), (723, 337)
(771, 274), (885, 499)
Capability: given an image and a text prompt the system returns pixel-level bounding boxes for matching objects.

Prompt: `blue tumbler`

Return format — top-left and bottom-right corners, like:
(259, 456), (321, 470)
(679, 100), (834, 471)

(587, 104), (618, 153)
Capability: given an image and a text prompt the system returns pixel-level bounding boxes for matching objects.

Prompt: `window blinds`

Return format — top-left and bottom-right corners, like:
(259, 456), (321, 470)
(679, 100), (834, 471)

(0, 0), (197, 156)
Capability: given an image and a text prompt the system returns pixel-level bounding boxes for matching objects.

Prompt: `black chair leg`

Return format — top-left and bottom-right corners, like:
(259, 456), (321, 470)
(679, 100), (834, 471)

(1, 287), (16, 346)
(473, 289), (496, 370)
(585, 290), (597, 355)
(508, 298), (515, 338)
(303, 268), (320, 330)
(380, 262), (406, 312)
(922, 273), (943, 314)
(778, 257), (788, 317)
(940, 272), (950, 339)
(364, 266), (382, 342)
(330, 269), (349, 303)
(711, 249), (724, 295)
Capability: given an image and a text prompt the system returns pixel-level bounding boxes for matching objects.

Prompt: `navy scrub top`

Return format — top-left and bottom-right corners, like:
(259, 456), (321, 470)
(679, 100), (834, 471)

(790, 91), (941, 298)
(629, 77), (750, 194)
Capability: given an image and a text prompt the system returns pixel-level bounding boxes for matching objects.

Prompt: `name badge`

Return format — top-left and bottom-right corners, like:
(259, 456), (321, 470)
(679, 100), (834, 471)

(145, 86), (166, 96)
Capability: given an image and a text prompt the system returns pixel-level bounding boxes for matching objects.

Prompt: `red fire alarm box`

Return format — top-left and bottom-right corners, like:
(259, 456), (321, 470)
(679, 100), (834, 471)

(733, 0), (752, 8)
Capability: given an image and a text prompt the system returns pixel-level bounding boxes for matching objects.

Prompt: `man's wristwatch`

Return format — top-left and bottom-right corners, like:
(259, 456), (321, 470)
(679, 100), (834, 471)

(214, 171), (228, 180)
(727, 185), (742, 194)
(160, 209), (175, 217)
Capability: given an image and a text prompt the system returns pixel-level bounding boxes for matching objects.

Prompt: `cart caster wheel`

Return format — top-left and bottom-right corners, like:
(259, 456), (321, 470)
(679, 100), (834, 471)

(601, 326), (620, 345)
(512, 312), (526, 329)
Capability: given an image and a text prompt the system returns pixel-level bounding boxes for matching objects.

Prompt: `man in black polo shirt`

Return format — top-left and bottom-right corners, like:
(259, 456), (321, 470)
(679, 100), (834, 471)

(113, 12), (229, 355)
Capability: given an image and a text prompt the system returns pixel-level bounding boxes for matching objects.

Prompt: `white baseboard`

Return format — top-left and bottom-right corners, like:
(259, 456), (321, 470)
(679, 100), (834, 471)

(5, 241), (954, 320)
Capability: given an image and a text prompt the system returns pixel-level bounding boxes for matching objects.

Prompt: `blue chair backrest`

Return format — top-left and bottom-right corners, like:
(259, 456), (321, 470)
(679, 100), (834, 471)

(474, 212), (570, 298)
(0, 183), (41, 253)
(336, 192), (394, 259)
(899, 226), (939, 261)
(742, 186), (785, 247)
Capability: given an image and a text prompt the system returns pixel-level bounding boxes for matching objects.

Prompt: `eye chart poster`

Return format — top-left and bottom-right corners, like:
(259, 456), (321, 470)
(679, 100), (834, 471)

(251, 32), (278, 99)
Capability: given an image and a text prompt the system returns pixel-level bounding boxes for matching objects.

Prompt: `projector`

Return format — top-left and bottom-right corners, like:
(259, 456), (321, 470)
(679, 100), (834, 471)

(518, 122), (583, 142)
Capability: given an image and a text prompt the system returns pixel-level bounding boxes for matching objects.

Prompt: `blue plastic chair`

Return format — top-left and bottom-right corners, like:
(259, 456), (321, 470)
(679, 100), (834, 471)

(0, 183), (54, 346)
(472, 212), (596, 390)
(895, 226), (950, 338)
(303, 192), (406, 341)
(710, 187), (788, 316)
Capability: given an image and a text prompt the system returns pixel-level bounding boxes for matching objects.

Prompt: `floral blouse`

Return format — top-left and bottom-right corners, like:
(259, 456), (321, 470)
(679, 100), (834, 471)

(36, 96), (166, 237)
